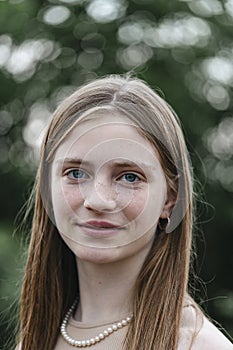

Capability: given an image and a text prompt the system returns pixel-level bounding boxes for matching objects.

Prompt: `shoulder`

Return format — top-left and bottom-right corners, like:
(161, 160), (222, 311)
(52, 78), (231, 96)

(191, 317), (233, 350)
(179, 304), (233, 350)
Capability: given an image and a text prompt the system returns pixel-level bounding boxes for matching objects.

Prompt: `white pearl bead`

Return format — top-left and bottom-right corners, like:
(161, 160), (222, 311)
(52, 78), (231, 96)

(90, 338), (95, 344)
(103, 330), (109, 336)
(121, 319), (127, 326)
(117, 322), (123, 328)
(112, 324), (118, 331)
(95, 336), (100, 342)
(107, 327), (113, 333)
(99, 333), (105, 339)
(81, 340), (86, 346)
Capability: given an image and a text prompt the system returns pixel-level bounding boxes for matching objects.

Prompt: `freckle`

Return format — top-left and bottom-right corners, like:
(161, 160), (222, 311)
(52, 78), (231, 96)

(98, 281), (102, 285)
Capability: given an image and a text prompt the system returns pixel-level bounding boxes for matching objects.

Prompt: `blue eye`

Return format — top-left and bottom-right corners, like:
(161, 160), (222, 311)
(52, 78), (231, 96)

(121, 173), (140, 183)
(67, 169), (87, 180)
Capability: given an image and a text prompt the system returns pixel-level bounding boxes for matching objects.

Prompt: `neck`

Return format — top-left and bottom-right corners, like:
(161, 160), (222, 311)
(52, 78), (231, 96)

(74, 249), (148, 323)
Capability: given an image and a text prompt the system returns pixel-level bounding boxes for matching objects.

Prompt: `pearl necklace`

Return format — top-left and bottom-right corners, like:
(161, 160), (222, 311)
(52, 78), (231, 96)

(60, 299), (133, 348)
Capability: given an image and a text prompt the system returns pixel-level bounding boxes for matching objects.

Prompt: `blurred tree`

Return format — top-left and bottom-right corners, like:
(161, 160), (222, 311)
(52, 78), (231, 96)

(0, 0), (233, 347)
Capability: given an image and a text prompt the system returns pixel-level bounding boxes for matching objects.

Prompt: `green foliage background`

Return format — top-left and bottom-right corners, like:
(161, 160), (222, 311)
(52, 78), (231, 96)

(0, 0), (232, 347)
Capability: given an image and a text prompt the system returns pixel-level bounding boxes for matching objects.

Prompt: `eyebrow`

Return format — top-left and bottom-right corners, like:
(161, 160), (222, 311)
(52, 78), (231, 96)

(56, 158), (90, 166)
(56, 157), (157, 170)
(111, 160), (157, 170)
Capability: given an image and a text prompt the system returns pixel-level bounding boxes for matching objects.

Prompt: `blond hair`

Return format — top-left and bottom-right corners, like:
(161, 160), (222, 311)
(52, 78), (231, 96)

(19, 75), (194, 350)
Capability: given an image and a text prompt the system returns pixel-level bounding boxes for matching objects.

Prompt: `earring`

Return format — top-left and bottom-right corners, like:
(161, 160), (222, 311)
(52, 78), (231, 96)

(84, 200), (89, 208)
(158, 217), (171, 233)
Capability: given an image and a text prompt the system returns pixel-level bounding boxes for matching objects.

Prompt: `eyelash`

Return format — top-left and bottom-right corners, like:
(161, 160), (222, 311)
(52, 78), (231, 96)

(65, 169), (89, 180)
(64, 169), (144, 184)
(117, 173), (141, 183)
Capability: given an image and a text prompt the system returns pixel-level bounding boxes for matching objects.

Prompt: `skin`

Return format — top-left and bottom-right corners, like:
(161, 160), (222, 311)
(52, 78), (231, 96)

(51, 113), (174, 323)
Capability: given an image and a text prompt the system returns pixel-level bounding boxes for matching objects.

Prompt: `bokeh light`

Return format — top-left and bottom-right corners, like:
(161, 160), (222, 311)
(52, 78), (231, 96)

(87, 0), (127, 23)
(42, 5), (71, 26)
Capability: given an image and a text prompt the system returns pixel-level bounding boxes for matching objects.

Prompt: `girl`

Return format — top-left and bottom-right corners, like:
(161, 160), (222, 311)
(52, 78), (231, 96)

(17, 75), (232, 349)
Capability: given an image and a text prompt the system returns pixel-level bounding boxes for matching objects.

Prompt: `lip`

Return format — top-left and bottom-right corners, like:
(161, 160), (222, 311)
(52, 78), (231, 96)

(84, 220), (122, 228)
(77, 220), (125, 237)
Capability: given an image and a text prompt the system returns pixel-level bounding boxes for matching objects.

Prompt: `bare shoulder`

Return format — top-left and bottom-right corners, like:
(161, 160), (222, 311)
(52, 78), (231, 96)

(191, 317), (233, 350)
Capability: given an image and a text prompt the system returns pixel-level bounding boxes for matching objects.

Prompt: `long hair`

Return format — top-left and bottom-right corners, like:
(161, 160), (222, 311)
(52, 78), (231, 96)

(19, 75), (194, 350)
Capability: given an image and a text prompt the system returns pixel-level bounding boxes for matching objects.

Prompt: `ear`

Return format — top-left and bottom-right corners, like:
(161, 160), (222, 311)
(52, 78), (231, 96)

(160, 176), (178, 219)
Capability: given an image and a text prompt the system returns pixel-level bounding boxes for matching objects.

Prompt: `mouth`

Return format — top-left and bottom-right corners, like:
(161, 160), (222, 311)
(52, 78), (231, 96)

(77, 221), (125, 237)
(83, 220), (123, 229)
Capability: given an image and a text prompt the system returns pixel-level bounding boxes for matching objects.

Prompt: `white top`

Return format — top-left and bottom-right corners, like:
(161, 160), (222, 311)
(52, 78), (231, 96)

(16, 305), (233, 349)
(178, 304), (233, 350)
(53, 304), (233, 349)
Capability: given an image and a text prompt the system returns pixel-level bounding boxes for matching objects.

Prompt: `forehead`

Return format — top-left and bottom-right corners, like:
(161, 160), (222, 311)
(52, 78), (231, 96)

(53, 113), (161, 167)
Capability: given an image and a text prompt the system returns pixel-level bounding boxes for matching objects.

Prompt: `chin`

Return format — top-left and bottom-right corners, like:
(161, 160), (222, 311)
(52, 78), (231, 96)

(61, 236), (121, 264)
(77, 247), (121, 264)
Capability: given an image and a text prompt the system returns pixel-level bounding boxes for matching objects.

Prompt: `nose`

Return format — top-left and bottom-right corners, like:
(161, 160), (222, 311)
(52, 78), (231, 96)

(83, 180), (117, 212)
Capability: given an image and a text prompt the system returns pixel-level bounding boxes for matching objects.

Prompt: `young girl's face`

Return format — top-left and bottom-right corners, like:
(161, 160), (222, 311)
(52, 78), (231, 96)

(50, 113), (169, 263)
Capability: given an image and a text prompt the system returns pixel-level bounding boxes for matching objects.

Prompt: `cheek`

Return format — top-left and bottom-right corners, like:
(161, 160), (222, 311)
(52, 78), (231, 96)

(122, 189), (147, 222)
(122, 184), (166, 228)
(52, 184), (83, 214)
(63, 185), (84, 209)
